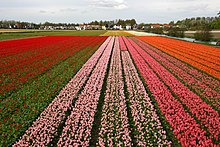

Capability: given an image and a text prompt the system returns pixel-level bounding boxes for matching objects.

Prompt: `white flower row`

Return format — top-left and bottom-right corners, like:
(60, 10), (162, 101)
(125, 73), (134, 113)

(57, 37), (114, 146)
(98, 37), (132, 147)
(122, 51), (171, 146)
(124, 31), (159, 36)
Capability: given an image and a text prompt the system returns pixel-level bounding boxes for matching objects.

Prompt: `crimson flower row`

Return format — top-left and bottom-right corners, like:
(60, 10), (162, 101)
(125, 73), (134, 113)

(1, 38), (106, 117)
(13, 37), (112, 147)
(122, 51), (171, 146)
(1, 37), (95, 72)
(129, 38), (220, 142)
(1, 36), (106, 98)
(124, 37), (215, 146)
(57, 37), (114, 146)
(0, 36), (60, 58)
(119, 36), (127, 51)
(0, 38), (103, 115)
(98, 37), (132, 147)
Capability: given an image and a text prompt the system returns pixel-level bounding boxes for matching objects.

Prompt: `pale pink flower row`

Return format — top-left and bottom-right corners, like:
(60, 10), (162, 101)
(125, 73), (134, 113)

(13, 37), (112, 147)
(134, 38), (220, 109)
(122, 50), (171, 146)
(129, 39), (220, 142)
(124, 37), (215, 146)
(57, 37), (114, 146)
(98, 37), (132, 147)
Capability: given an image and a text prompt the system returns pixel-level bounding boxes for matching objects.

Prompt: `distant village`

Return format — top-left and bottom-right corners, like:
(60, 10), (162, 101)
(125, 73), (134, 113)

(1, 16), (219, 31)
(0, 19), (176, 31)
(40, 23), (175, 31)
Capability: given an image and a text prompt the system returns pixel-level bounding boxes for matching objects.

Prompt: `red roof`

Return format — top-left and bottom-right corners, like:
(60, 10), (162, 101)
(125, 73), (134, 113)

(163, 24), (171, 27)
(151, 24), (161, 27)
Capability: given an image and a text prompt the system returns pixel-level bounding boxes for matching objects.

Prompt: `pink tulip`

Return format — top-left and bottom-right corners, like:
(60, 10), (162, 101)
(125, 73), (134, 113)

(123, 37), (215, 146)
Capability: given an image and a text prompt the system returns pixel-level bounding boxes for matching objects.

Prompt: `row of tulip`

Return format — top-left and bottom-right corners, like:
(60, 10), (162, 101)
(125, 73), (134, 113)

(2, 38), (107, 146)
(129, 38), (220, 143)
(124, 37), (215, 146)
(121, 51), (171, 146)
(2, 38), (99, 75)
(119, 36), (127, 51)
(133, 38), (220, 110)
(137, 36), (220, 79)
(7, 35), (219, 146)
(136, 36), (220, 71)
(13, 37), (112, 146)
(1, 37), (86, 71)
(0, 36), (59, 58)
(0, 36), (107, 99)
(98, 37), (132, 147)
(1, 37), (105, 122)
(57, 37), (114, 146)
(156, 41), (220, 71)
(133, 38), (220, 92)
(151, 37), (220, 61)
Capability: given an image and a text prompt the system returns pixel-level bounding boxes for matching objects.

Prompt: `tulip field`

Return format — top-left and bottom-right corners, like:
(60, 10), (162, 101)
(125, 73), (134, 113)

(1, 33), (220, 146)
(137, 36), (220, 79)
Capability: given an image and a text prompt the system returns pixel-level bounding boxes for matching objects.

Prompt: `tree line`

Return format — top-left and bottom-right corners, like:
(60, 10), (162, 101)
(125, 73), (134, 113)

(148, 11), (220, 42)
(0, 19), (137, 29)
(173, 15), (220, 30)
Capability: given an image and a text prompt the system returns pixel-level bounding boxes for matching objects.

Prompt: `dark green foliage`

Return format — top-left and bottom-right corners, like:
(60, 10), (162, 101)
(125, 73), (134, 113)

(147, 28), (164, 34)
(194, 26), (212, 41)
(173, 11), (220, 30)
(167, 28), (185, 38)
(209, 19), (220, 29)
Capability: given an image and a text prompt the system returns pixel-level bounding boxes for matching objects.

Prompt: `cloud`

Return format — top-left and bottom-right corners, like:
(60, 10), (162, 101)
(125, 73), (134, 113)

(89, 0), (128, 10)
(39, 10), (56, 14)
(60, 8), (77, 12)
(180, 4), (209, 12)
(39, 10), (47, 13)
(0, 0), (219, 23)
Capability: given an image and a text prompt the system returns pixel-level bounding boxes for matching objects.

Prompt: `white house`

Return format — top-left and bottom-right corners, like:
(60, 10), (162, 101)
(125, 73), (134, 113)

(113, 25), (123, 30)
(75, 26), (81, 30)
(102, 26), (106, 30)
(126, 25), (131, 30)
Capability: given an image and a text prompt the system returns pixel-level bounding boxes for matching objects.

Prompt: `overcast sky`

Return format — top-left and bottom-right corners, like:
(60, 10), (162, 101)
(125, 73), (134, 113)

(0, 0), (219, 23)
